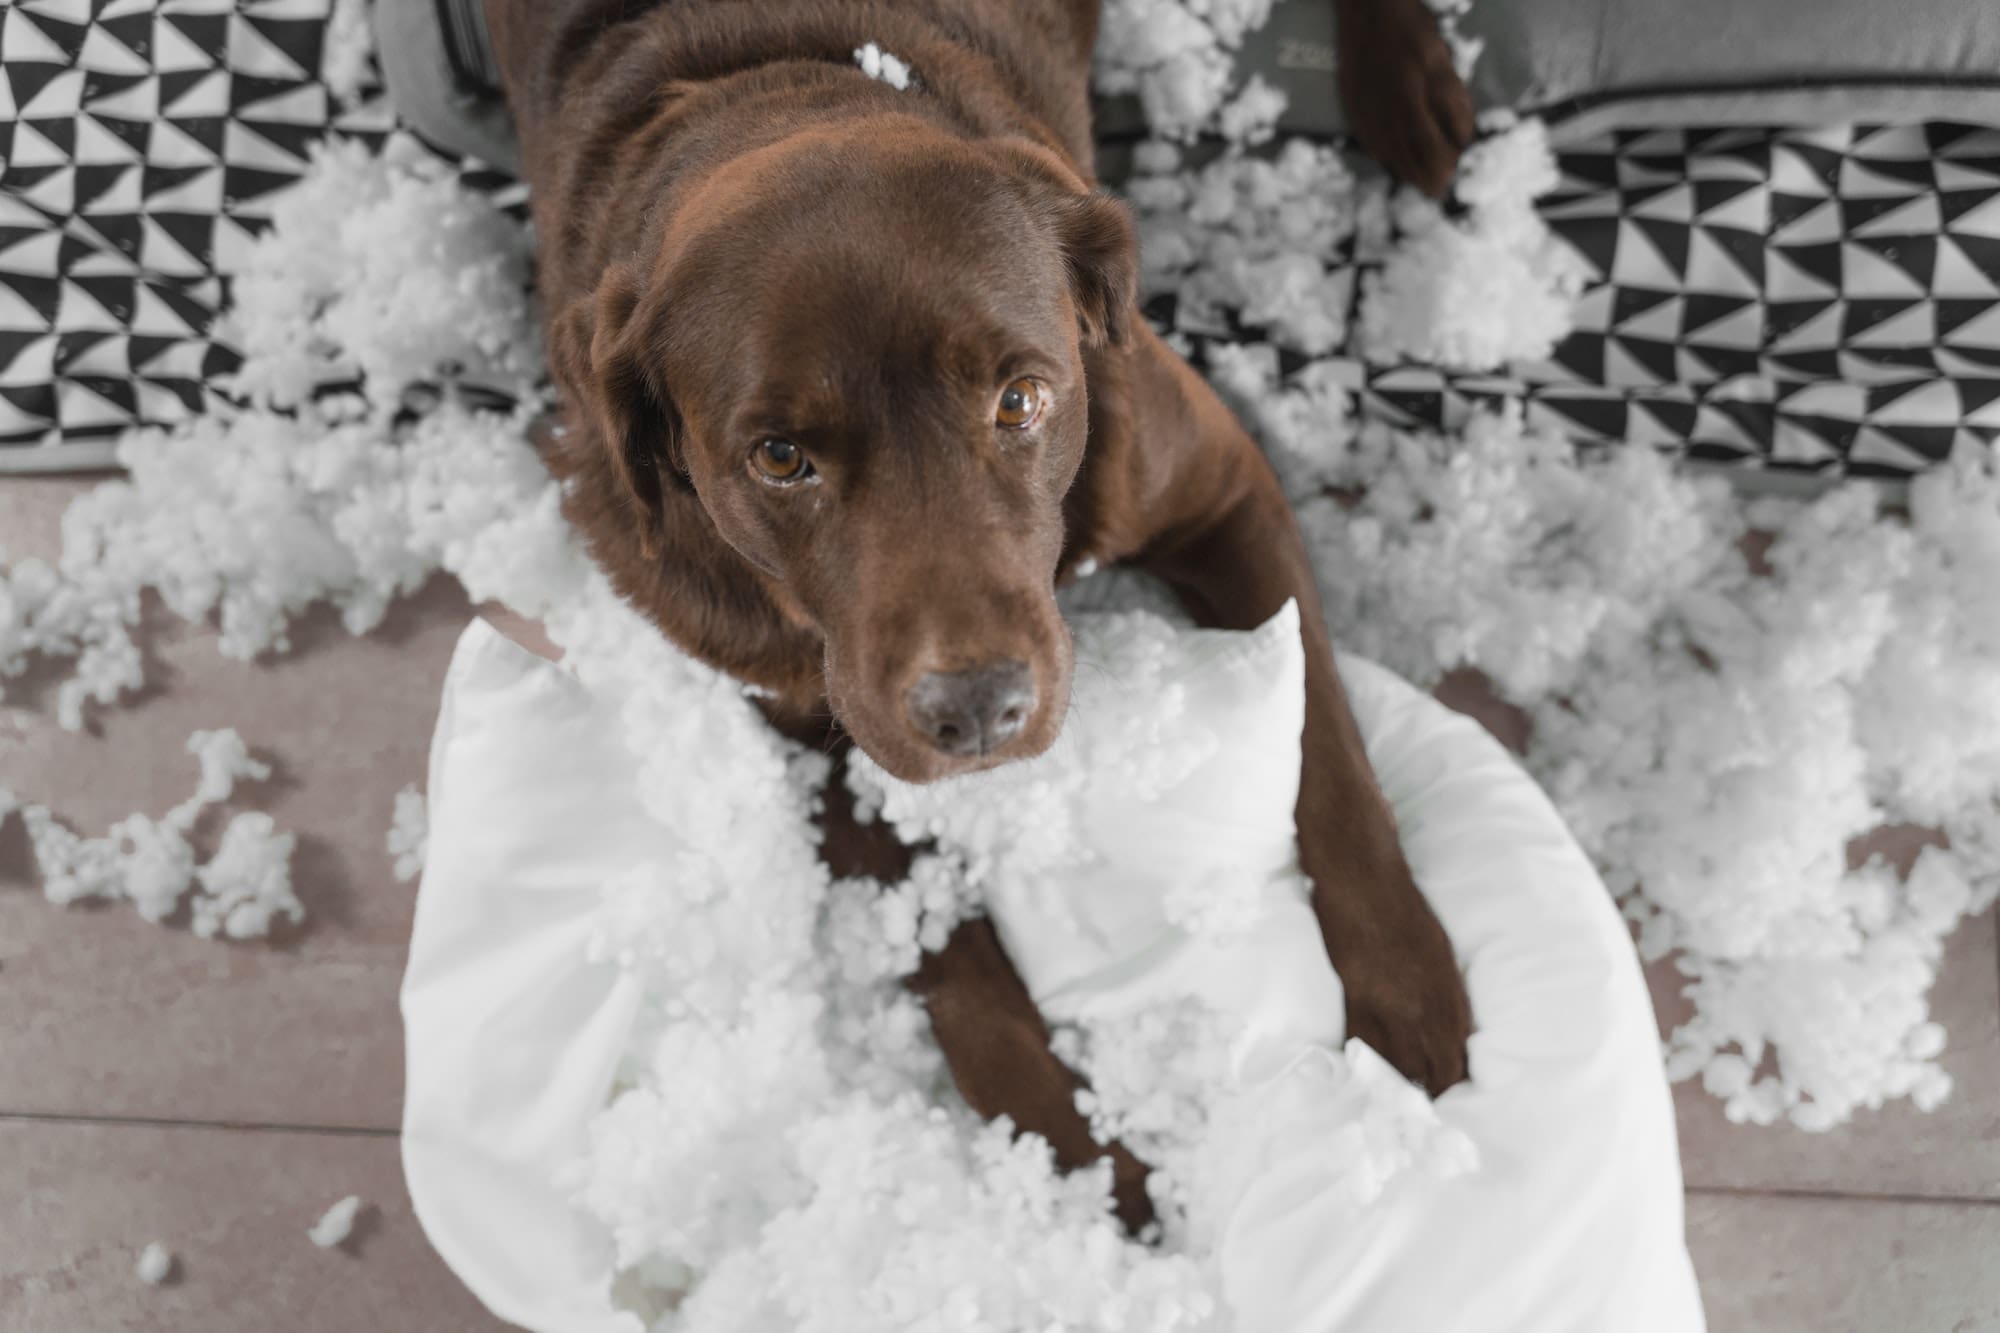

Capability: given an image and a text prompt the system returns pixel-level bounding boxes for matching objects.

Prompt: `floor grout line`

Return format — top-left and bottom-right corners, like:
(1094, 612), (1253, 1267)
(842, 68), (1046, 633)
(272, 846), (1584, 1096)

(8, 1115), (2000, 1207)
(1688, 1182), (2000, 1209)
(0, 1110), (399, 1138)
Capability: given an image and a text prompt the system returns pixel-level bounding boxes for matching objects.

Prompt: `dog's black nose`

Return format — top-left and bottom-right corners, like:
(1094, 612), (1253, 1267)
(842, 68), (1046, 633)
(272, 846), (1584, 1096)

(907, 661), (1036, 757)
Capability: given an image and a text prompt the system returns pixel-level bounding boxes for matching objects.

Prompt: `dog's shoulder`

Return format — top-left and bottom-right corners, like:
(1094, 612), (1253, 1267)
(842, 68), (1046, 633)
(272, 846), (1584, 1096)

(1069, 325), (1272, 568)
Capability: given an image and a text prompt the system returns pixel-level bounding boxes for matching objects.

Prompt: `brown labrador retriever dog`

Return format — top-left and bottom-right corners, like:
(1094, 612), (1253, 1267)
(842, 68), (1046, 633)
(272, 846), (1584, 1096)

(485, 0), (1474, 1230)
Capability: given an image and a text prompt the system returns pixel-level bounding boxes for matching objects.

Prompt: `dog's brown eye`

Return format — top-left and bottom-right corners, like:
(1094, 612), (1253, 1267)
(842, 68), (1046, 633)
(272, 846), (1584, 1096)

(995, 377), (1044, 429)
(751, 437), (810, 483)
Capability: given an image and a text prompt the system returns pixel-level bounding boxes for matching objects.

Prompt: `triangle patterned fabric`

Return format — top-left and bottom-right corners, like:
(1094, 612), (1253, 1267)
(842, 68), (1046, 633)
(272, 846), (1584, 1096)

(0, 0), (518, 464)
(1517, 123), (2000, 477)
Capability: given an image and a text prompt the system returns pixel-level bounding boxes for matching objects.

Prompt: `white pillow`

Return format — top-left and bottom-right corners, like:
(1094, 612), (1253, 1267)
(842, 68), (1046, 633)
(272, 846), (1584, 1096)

(402, 608), (1705, 1333)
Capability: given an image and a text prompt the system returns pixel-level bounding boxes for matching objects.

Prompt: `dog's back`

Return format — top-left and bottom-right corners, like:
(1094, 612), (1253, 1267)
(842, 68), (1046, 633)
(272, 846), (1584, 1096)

(485, 0), (1105, 173)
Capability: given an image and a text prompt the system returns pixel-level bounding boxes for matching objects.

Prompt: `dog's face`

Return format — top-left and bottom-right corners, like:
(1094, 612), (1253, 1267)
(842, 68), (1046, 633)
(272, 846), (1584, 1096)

(554, 118), (1137, 782)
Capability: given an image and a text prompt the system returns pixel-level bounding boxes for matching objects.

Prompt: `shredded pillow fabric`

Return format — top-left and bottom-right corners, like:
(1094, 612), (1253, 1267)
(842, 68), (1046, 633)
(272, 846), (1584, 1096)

(402, 600), (1700, 1332)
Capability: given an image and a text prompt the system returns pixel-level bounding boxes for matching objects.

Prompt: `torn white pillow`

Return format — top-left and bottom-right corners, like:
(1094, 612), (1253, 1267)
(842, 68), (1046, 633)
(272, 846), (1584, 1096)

(402, 609), (1702, 1332)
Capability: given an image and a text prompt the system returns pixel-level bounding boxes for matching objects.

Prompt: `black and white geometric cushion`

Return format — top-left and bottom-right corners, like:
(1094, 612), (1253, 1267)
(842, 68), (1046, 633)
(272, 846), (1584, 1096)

(1526, 122), (2000, 476)
(0, 0), (396, 467)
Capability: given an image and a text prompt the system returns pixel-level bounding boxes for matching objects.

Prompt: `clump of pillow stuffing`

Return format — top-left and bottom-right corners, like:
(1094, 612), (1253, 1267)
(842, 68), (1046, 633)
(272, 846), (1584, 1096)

(1356, 118), (1589, 370)
(1426, 0), (1485, 78)
(320, 0), (375, 103)
(1094, 0), (1481, 146)
(1288, 410), (2000, 1127)
(1527, 458), (2000, 1127)
(12, 397), (563, 730)
(1125, 117), (1583, 376)
(221, 133), (536, 414)
(1128, 138), (1362, 356)
(851, 612), (1220, 887)
(1278, 403), (2000, 1127)
(1061, 1010), (1477, 1252)
(134, 1242), (173, 1285)
(0, 130), (553, 731)
(2, 729), (300, 939)
(659, 1095), (1218, 1331)
(1307, 407), (1732, 700)
(308, 1195), (365, 1249)
(1094, 0), (1280, 143)
(386, 785), (428, 883)
(852, 42), (914, 90)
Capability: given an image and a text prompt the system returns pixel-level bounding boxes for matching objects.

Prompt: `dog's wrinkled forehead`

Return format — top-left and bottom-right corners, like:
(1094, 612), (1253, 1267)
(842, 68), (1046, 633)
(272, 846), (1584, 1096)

(664, 134), (1077, 418)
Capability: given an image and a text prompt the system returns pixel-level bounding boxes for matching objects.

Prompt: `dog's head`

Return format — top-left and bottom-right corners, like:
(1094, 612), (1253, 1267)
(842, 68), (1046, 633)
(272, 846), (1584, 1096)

(552, 114), (1137, 782)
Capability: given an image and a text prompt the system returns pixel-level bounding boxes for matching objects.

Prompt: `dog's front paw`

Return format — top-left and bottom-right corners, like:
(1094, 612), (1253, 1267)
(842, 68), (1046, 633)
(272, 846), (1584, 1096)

(1340, 924), (1473, 1096)
(1336, 0), (1475, 197)
(1107, 1142), (1157, 1236)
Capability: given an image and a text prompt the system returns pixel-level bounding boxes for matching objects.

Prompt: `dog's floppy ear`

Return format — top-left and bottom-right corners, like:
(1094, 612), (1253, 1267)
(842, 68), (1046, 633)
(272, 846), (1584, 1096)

(988, 140), (1140, 347)
(1052, 189), (1138, 348)
(549, 263), (687, 557)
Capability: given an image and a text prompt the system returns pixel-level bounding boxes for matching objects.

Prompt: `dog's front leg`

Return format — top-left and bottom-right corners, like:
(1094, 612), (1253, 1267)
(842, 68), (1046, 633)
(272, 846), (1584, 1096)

(910, 917), (1156, 1231)
(1120, 335), (1472, 1094)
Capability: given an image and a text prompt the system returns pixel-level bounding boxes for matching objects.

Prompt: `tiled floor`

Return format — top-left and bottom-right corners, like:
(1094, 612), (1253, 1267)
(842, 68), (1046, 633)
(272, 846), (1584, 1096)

(5, 473), (1999, 1331)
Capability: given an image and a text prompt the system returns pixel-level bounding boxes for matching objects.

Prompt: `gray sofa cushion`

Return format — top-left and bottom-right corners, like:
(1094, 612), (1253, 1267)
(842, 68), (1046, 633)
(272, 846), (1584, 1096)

(1094, 0), (2000, 145)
